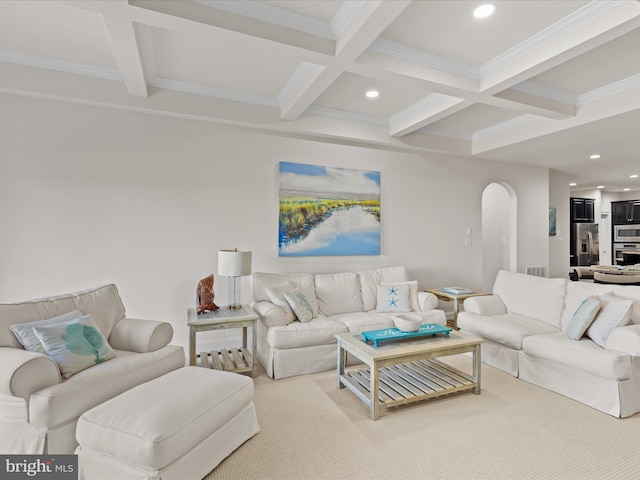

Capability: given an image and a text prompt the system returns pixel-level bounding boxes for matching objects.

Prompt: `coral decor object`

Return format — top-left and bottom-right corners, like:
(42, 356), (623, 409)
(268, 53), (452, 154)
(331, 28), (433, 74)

(196, 274), (219, 313)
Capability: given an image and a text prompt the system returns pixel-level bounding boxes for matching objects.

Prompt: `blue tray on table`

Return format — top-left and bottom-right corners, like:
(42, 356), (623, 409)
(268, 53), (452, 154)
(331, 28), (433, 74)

(361, 324), (452, 347)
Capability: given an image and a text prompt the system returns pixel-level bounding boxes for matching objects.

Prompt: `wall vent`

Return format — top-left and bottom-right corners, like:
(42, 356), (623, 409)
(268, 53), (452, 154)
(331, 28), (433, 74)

(526, 265), (547, 277)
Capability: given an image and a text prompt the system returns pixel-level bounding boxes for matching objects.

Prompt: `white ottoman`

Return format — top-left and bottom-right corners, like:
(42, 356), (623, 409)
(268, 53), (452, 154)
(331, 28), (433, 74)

(75, 366), (259, 480)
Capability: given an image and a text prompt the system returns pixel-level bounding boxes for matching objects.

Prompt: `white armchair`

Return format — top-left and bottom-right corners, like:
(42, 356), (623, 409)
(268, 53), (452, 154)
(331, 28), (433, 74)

(0, 284), (185, 454)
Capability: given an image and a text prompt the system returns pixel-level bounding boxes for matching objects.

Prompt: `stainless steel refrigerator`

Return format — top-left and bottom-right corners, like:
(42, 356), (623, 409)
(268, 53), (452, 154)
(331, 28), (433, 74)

(571, 223), (599, 266)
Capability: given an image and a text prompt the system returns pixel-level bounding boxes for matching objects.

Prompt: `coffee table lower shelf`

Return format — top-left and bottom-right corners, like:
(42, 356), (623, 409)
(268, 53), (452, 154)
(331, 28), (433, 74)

(198, 347), (252, 375)
(340, 358), (476, 408)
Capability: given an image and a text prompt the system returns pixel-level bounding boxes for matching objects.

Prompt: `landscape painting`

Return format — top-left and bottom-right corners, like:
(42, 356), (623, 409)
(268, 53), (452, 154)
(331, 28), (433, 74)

(278, 162), (381, 256)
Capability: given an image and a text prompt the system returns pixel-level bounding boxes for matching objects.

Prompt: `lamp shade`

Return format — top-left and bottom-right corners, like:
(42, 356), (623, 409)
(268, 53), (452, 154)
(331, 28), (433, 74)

(217, 250), (252, 277)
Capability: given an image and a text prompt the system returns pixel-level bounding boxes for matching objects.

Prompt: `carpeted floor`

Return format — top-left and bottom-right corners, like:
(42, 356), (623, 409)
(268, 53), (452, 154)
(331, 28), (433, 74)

(204, 355), (640, 480)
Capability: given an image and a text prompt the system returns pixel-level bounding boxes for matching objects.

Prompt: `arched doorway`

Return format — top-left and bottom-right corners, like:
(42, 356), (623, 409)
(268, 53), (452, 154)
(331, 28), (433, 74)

(481, 182), (517, 292)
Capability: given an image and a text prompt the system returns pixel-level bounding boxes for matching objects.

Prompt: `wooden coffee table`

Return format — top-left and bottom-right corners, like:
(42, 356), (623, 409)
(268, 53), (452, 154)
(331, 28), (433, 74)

(336, 330), (482, 420)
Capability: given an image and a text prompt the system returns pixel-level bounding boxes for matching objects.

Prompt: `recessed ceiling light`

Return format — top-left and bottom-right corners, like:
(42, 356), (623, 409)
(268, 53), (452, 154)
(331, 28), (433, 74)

(597, 185), (605, 189)
(624, 188), (631, 191)
(473, 4), (495, 18)
(589, 154), (602, 159)
(569, 183), (577, 186)
(630, 174), (639, 178)
(365, 90), (379, 99)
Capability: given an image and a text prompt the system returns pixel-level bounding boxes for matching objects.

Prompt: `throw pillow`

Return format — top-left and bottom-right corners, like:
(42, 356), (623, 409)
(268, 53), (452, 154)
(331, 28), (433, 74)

(382, 280), (420, 311)
(586, 294), (633, 347)
(264, 282), (297, 323)
(564, 296), (600, 340)
(10, 309), (84, 354)
(376, 284), (410, 313)
(33, 314), (116, 378)
(284, 287), (317, 323)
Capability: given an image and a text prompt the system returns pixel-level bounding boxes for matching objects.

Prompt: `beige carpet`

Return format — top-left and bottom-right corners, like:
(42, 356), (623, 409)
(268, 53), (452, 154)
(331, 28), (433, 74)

(205, 355), (640, 480)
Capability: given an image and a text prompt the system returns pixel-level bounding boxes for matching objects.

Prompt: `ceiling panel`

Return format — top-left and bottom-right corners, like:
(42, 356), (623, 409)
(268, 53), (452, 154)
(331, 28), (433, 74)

(151, 27), (304, 98)
(527, 28), (640, 95)
(380, 0), (589, 67)
(0, 1), (116, 69)
(313, 72), (431, 118)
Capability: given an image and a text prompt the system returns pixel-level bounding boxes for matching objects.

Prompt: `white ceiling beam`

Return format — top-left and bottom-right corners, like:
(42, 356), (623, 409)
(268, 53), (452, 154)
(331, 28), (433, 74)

(101, 15), (148, 98)
(479, 1), (640, 95)
(279, 0), (411, 121)
(389, 94), (469, 137)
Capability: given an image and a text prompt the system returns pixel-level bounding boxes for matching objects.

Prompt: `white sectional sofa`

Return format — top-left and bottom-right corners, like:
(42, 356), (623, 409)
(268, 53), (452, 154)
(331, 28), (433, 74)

(0, 284), (186, 454)
(251, 266), (446, 379)
(457, 270), (640, 418)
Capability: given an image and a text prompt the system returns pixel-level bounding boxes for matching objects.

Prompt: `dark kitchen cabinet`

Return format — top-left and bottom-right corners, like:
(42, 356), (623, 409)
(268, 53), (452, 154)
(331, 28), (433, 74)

(612, 200), (640, 224)
(570, 197), (595, 223)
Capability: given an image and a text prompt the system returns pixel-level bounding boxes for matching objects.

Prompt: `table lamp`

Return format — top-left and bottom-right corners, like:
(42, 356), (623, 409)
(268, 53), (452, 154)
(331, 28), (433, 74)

(217, 249), (252, 309)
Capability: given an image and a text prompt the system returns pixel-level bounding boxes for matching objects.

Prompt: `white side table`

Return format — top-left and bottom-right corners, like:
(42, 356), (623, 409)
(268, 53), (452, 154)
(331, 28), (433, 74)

(424, 289), (489, 330)
(187, 304), (258, 377)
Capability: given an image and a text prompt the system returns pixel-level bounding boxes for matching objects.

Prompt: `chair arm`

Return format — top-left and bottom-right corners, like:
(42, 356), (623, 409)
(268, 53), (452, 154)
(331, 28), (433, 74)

(605, 325), (640, 355)
(463, 295), (507, 315)
(108, 318), (173, 353)
(251, 301), (290, 327)
(0, 347), (60, 399)
(417, 291), (439, 311)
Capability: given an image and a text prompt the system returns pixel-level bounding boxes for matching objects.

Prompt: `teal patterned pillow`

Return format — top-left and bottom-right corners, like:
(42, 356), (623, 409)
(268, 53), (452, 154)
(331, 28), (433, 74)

(33, 314), (116, 378)
(284, 287), (316, 323)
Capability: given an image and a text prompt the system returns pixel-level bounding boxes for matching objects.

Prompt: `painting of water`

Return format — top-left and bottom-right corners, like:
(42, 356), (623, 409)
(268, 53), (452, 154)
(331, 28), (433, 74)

(278, 162), (381, 256)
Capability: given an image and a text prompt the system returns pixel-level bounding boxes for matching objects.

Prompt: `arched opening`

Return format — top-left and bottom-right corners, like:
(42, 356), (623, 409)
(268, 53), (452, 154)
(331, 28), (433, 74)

(481, 182), (517, 292)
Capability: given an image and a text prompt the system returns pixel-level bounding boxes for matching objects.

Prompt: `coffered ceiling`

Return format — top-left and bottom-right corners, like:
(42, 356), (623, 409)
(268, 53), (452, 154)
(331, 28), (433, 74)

(2, 0), (640, 192)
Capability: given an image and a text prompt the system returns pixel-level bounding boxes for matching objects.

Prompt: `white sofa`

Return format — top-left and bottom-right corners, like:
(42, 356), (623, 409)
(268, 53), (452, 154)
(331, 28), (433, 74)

(457, 270), (640, 418)
(0, 284), (186, 454)
(251, 266), (446, 379)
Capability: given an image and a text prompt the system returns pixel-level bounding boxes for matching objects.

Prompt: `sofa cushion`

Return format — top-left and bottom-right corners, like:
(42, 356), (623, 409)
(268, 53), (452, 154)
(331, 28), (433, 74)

(252, 273), (314, 303)
(265, 317), (348, 349)
(586, 294), (633, 347)
(564, 296), (601, 340)
(376, 284), (410, 313)
(357, 267), (409, 311)
(457, 312), (559, 350)
(0, 285), (125, 349)
(330, 311), (395, 334)
(264, 282), (297, 323)
(10, 309), (83, 354)
(522, 332), (632, 381)
(315, 273), (363, 316)
(29, 346), (185, 429)
(493, 270), (566, 328)
(33, 315), (116, 378)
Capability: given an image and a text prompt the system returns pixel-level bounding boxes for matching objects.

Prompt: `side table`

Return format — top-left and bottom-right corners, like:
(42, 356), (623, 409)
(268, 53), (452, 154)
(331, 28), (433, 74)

(424, 288), (489, 330)
(187, 304), (258, 377)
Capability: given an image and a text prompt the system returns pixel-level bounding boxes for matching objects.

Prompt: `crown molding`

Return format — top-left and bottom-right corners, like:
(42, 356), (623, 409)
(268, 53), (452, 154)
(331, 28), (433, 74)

(579, 72), (640, 104)
(368, 38), (479, 79)
(0, 50), (121, 82)
(192, 0), (334, 39)
(306, 105), (388, 127)
(480, 0), (620, 77)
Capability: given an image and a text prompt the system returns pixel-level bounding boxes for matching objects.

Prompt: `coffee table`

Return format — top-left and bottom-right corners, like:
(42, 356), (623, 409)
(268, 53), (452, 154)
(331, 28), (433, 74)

(336, 330), (482, 420)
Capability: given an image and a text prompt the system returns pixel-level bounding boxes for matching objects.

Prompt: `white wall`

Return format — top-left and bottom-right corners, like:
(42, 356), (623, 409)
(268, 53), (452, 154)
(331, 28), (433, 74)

(549, 171), (570, 278)
(0, 94), (552, 351)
